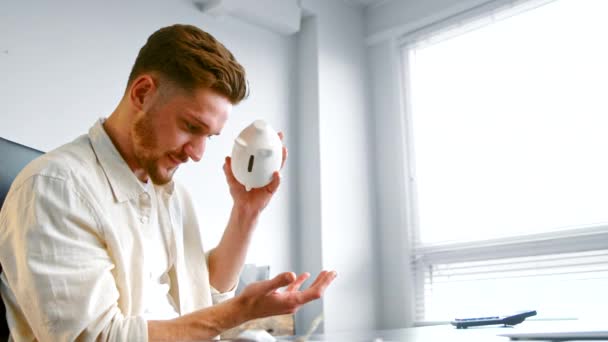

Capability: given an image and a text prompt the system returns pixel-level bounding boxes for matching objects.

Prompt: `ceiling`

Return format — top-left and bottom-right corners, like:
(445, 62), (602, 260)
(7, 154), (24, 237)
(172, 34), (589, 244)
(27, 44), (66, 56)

(340, 0), (390, 9)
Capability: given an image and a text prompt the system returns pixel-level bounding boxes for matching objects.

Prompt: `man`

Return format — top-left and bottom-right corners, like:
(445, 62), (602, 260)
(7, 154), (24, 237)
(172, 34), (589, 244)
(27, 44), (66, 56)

(0, 24), (336, 341)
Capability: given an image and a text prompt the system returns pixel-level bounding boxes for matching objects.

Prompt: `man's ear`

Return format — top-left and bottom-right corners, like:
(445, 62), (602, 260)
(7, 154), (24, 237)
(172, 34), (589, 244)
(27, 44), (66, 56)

(129, 75), (157, 111)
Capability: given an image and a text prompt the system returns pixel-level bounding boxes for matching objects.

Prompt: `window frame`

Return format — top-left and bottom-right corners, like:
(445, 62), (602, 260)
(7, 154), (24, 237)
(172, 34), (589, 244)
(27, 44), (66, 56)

(398, 0), (608, 324)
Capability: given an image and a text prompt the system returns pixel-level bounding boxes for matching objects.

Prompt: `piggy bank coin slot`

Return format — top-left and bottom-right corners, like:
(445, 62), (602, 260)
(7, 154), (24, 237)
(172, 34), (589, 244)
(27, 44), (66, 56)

(248, 155), (255, 172)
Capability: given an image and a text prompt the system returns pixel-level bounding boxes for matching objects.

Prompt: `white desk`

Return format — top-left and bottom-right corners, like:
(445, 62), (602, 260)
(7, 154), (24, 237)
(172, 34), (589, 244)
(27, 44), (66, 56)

(276, 321), (608, 342)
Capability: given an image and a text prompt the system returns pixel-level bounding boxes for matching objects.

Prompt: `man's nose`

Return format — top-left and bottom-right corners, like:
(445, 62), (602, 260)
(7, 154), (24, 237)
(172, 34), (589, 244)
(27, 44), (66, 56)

(184, 136), (205, 162)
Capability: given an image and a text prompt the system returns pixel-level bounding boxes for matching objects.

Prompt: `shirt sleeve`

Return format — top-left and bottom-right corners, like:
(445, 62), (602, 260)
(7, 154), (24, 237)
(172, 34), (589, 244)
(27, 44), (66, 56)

(204, 250), (238, 304)
(209, 283), (237, 304)
(0, 175), (148, 342)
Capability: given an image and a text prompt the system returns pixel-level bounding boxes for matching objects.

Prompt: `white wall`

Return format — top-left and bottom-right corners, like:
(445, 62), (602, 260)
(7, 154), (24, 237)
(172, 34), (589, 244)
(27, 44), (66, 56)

(293, 14), (326, 334)
(0, 0), (296, 276)
(296, 0), (378, 334)
(367, 39), (415, 329)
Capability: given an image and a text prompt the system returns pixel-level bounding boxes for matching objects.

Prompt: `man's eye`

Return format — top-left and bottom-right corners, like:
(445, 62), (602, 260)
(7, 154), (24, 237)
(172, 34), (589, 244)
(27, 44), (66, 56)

(185, 122), (198, 132)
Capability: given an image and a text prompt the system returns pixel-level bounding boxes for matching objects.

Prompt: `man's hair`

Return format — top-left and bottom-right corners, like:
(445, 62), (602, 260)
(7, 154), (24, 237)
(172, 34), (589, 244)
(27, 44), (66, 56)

(127, 24), (248, 104)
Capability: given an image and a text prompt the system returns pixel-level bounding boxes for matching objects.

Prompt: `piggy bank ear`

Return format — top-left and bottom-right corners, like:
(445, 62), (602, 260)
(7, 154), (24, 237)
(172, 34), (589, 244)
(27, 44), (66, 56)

(258, 147), (273, 158)
(235, 137), (248, 148)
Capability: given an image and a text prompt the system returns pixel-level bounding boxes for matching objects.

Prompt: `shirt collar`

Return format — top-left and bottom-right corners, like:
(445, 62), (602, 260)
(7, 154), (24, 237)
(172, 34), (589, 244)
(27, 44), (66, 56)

(89, 119), (175, 202)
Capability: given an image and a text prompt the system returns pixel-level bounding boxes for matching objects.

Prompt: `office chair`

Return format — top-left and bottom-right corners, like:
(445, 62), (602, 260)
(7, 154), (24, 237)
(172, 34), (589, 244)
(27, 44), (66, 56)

(0, 137), (44, 341)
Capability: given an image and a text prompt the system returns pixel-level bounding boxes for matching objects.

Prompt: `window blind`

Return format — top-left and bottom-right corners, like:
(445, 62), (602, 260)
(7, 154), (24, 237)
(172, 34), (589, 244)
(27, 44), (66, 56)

(414, 249), (608, 322)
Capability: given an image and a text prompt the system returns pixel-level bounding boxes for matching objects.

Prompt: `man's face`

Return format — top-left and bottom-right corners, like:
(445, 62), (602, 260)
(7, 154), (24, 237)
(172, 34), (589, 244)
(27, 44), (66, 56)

(131, 86), (231, 185)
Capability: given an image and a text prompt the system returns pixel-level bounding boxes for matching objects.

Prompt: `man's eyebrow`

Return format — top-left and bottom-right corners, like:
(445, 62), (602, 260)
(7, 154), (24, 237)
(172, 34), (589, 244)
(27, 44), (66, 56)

(185, 113), (221, 135)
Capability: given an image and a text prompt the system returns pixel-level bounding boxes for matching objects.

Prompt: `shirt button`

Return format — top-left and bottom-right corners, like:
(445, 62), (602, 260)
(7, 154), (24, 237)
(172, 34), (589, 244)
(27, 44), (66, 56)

(140, 216), (149, 223)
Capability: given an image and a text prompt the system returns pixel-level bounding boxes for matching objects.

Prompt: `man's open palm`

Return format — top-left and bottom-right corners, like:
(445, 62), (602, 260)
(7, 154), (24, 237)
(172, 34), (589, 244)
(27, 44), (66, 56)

(237, 271), (337, 320)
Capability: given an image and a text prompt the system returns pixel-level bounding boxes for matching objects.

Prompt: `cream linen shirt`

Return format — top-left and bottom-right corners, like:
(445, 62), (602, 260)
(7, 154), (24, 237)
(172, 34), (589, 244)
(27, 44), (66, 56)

(0, 120), (234, 341)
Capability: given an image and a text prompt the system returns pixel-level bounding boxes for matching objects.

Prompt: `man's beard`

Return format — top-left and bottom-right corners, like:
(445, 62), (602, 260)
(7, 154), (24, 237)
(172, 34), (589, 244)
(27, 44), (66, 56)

(132, 111), (177, 185)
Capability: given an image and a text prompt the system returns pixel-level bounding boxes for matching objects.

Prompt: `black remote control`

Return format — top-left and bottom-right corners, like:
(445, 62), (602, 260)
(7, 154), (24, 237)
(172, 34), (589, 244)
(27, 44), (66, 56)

(451, 310), (537, 329)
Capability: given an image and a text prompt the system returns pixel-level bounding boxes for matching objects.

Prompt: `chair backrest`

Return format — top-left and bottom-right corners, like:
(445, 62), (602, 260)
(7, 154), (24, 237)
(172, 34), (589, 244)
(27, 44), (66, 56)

(0, 137), (44, 340)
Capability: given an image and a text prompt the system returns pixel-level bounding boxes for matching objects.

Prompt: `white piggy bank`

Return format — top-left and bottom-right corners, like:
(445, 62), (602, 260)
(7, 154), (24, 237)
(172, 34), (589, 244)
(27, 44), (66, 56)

(231, 120), (282, 191)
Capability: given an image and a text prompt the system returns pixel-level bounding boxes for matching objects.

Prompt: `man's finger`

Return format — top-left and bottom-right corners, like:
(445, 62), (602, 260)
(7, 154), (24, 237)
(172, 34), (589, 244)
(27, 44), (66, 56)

(280, 146), (288, 169)
(223, 156), (231, 177)
(223, 156), (239, 184)
(286, 272), (310, 292)
(297, 271), (336, 303)
(308, 270), (331, 288)
(265, 171), (281, 194)
(277, 132), (287, 170)
(259, 272), (297, 294)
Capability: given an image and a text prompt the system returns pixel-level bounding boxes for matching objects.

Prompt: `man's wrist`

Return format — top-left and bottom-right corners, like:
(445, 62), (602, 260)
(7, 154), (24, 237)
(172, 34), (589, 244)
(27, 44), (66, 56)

(149, 297), (250, 341)
(203, 296), (251, 335)
(232, 202), (260, 226)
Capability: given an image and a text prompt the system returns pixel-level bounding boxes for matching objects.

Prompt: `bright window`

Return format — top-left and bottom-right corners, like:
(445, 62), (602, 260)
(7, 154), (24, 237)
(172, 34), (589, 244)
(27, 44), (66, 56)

(403, 0), (608, 322)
